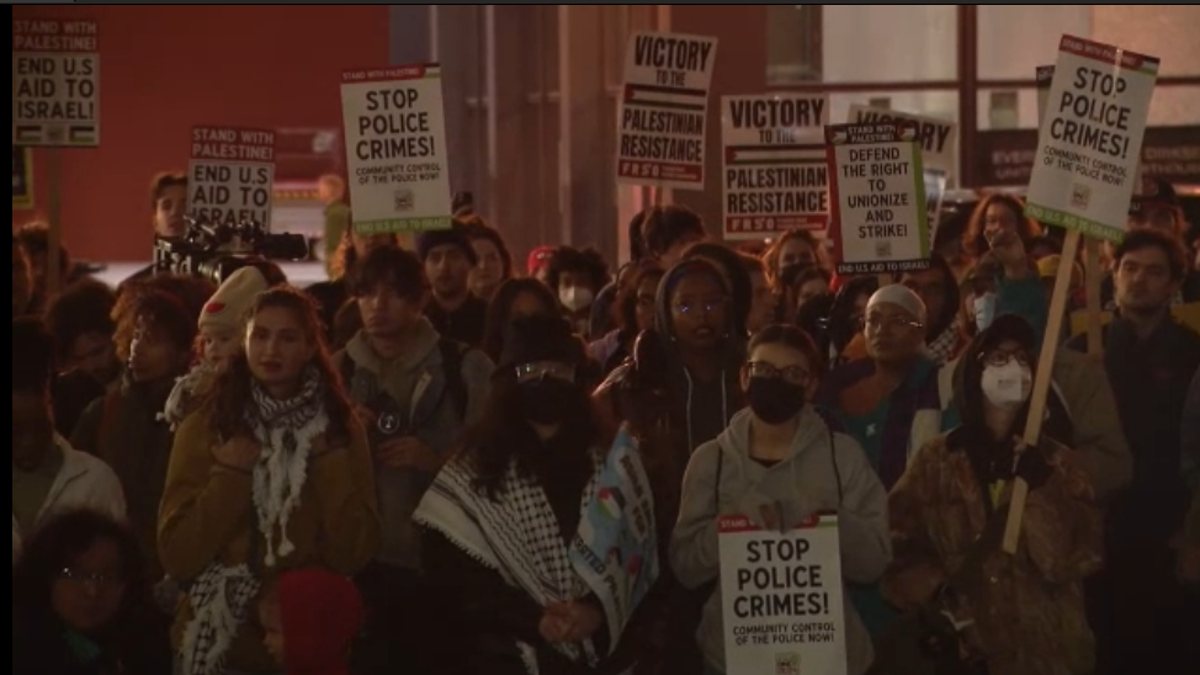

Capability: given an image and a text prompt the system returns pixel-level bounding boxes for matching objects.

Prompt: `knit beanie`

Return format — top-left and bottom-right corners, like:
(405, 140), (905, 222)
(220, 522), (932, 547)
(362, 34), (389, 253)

(416, 223), (478, 266)
(497, 313), (585, 372)
(197, 266), (269, 331)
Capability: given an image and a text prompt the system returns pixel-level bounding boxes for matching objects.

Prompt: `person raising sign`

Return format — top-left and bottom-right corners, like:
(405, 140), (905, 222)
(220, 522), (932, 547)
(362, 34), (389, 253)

(670, 324), (891, 675)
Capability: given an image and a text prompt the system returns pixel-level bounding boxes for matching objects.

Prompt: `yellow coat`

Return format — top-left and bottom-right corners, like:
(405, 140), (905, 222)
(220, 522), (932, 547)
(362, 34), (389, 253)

(157, 404), (380, 673)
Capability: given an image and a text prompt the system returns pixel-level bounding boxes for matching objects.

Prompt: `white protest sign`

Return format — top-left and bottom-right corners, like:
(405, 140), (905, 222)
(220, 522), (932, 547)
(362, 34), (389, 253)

(721, 94), (829, 240)
(719, 513), (847, 675)
(341, 63), (452, 233)
(826, 122), (930, 275)
(12, 19), (100, 147)
(617, 32), (718, 190)
(188, 127), (276, 227)
(1036, 65), (1055, 124)
(848, 105), (955, 181)
(1025, 36), (1159, 242)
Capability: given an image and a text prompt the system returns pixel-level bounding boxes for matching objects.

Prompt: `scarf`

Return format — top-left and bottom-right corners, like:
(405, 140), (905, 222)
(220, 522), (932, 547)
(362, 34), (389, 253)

(926, 314), (964, 366)
(161, 362), (220, 431)
(414, 455), (602, 674)
(179, 365), (327, 675)
(246, 364), (328, 567)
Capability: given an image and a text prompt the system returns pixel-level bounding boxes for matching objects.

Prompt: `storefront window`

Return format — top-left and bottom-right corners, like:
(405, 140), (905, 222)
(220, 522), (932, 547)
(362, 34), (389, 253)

(769, 5), (957, 85)
(977, 6), (1089, 81)
(1092, 5), (1200, 77)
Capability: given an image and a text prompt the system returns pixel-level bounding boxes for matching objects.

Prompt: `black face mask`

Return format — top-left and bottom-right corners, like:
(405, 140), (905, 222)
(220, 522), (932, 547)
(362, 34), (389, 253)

(519, 378), (578, 426)
(746, 376), (806, 425)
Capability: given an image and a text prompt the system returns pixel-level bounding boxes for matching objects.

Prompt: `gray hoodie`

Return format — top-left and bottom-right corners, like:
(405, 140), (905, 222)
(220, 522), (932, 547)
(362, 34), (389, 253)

(669, 405), (892, 675)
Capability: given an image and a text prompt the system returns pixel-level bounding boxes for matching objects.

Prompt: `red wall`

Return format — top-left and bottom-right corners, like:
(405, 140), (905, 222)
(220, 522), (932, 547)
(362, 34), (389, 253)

(11, 5), (390, 260)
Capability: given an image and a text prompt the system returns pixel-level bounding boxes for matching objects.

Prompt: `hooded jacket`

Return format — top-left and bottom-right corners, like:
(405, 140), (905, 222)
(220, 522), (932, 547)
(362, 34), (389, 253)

(670, 406), (892, 675)
(278, 568), (364, 675)
(650, 258), (746, 454)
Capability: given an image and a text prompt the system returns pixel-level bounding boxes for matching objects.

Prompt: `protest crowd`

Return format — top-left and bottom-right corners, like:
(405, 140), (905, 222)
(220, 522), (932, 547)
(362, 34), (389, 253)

(10, 14), (1200, 675)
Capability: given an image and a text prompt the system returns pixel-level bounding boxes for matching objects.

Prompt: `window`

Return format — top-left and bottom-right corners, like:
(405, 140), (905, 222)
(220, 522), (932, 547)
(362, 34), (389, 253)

(977, 6), (1089, 81)
(1092, 5), (1200, 77)
(766, 5), (822, 84)
(831, 90), (960, 179)
(769, 5), (957, 85)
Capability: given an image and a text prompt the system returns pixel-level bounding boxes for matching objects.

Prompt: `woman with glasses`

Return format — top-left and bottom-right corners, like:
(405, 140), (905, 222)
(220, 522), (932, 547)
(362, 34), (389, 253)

(416, 313), (655, 675)
(671, 324), (891, 675)
(883, 313), (1101, 675)
(13, 509), (172, 675)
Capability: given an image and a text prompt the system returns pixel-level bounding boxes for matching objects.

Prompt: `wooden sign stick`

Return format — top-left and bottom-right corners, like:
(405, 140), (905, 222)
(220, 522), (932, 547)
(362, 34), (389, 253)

(1002, 228), (1080, 554)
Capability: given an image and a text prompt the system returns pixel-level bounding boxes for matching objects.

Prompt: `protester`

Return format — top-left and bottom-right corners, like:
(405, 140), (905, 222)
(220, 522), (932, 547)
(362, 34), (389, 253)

(46, 279), (121, 437)
(736, 252), (774, 335)
(671, 324), (890, 675)
(258, 568), (364, 675)
(417, 314), (652, 675)
(641, 205), (707, 269)
(1066, 227), (1200, 675)
(72, 289), (196, 580)
(150, 171), (188, 238)
(900, 253), (968, 365)
(589, 261), (664, 376)
(681, 241), (754, 339)
(158, 287), (379, 674)
(13, 317), (126, 564)
(463, 217), (514, 302)
(337, 245), (492, 674)
(481, 277), (562, 365)
(418, 223), (488, 347)
(318, 174), (353, 277)
(884, 313), (1101, 675)
(547, 245), (611, 338)
(13, 509), (172, 675)
(161, 265), (282, 430)
(307, 229), (399, 346)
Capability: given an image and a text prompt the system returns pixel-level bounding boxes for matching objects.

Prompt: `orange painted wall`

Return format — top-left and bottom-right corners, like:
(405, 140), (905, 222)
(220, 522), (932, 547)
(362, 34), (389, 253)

(11, 5), (390, 260)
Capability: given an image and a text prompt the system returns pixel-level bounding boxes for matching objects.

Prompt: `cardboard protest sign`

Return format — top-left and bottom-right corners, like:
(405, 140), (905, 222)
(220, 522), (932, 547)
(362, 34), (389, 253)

(825, 123), (929, 275)
(1024, 36), (1159, 242)
(721, 94), (829, 240)
(719, 513), (847, 675)
(13, 147), (34, 210)
(617, 32), (718, 190)
(341, 64), (453, 233)
(187, 127), (276, 227)
(12, 19), (100, 147)
(569, 426), (659, 650)
(1036, 65), (1055, 124)
(848, 105), (955, 180)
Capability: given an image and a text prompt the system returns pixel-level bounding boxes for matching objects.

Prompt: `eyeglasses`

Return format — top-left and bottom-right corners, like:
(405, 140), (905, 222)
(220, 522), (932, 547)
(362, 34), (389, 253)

(861, 314), (923, 332)
(514, 361), (576, 384)
(746, 361), (810, 386)
(980, 350), (1031, 368)
(58, 567), (125, 590)
(672, 296), (727, 316)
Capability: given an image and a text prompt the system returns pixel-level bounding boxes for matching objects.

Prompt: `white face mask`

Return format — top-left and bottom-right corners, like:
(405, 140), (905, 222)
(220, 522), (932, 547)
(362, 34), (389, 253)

(559, 286), (594, 312)
(980, 360), (1032, 410)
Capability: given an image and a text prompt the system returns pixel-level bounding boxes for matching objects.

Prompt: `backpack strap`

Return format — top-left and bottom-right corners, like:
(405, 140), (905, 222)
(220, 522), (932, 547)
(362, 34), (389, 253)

(436, 337), (471, 422)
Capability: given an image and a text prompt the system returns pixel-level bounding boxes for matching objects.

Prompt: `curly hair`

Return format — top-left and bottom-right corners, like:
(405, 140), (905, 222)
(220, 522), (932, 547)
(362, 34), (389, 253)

(546, 246), (611, 293)
(209, 286), (355, 444)
(962, 193), (1043, 259)
(45, 279), (118, 364)
(112, 275), (216, 361)
(763, 229), (821, 282)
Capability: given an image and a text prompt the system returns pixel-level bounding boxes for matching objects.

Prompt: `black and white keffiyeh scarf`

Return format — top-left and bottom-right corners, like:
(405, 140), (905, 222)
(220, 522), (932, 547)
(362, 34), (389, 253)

(414, 455), (602, 675)
(926, 314), (964, 366)
(180, 365), (328, 675)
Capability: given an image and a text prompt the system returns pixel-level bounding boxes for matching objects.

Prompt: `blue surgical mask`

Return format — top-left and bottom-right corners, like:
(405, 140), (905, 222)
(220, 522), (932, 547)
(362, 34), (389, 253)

(973, 292), (997, 333)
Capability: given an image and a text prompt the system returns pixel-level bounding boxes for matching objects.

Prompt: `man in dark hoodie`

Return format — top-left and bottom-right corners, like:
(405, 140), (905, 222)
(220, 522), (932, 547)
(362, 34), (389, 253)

(417, 223), (488, 348)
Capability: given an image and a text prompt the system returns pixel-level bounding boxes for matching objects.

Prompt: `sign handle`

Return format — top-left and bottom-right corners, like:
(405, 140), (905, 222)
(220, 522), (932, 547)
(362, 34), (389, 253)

(1003, 229), (1080, 555)
(1084, 237), (1103, 358)
(46, 148), (64, 298)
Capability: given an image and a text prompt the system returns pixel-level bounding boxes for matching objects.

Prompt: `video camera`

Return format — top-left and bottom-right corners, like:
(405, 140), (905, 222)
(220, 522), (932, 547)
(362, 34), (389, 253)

(153, 215), (309, 284)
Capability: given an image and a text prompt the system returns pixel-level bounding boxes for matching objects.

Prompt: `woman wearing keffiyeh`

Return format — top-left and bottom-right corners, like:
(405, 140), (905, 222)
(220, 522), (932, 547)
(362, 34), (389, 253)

(158, 287), (380, 675)
(416, 314), (659, 675)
